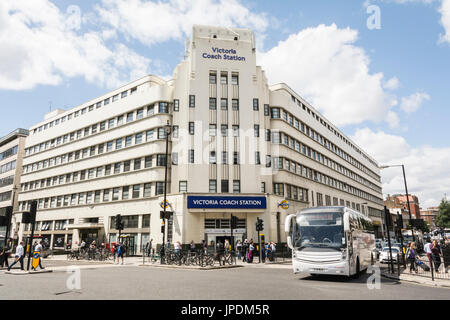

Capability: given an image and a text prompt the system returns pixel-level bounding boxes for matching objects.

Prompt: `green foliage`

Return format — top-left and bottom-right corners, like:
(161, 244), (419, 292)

(436, 198), (450, 228)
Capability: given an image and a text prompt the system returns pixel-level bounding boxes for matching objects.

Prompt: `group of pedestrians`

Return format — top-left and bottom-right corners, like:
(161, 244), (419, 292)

(234, 239), (277, 263)
(406, 239), (444, 273)
(0, 239), (45, 272)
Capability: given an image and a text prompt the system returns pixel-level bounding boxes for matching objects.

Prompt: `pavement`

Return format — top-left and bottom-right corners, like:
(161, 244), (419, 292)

(381, 268), (450, 288)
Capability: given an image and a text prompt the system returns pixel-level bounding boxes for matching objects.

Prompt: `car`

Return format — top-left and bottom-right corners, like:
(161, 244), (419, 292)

(379, 247), (401, 264)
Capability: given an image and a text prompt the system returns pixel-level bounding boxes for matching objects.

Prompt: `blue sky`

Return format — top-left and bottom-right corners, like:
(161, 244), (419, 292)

(1, 0), (449, 207)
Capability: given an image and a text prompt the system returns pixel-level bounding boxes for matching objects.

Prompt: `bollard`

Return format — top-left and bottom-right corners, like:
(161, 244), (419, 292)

(397, 253), (400, 277)
(430, 257), (434, 281)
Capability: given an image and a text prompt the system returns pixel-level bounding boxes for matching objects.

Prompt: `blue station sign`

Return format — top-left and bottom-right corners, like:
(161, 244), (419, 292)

(188, 196), (266, 209)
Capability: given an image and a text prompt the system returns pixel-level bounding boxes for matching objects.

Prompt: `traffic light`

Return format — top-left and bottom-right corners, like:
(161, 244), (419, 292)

(261, 234), (265, 243)
(160, 211), (173, 220)
(231, 215), (238, 229)
(0, 206), (12, 226)
(384, 206), (392, 227)
(115, 214), (124, 230)
(22, 201), (37, 224)
(256, 218), (264, 232)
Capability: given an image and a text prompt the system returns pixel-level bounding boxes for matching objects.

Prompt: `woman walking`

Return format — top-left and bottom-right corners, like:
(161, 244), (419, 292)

(405, 242), (418, 273)
(236, 240), (242, 260)
(431, 240), (442, 273)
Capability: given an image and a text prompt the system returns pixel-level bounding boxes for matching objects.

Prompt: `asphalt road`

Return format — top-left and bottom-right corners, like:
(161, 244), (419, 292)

(0, 264), (449, 300)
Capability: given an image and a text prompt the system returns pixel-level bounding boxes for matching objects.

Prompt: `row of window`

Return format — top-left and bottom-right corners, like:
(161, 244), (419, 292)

(0, 145), (18, 162)
(204, 218), (246, 229)
(289, 93), (378, 169)
(0, 175), (14, 188)
(0, 191), (11, 202)
(0, 160), (16, 175)
(274, 183), (309, 202)
(23, 126), (167, 175)
(273, 156), (383, 205)
(19, 183), (165, 212)
(25, 102), (169, 158)
(272, 130), (382, 194)
(110, 214), (150, 229)
(271, 107), (380, 182)
(208, 180), (241, 193)
(31, 86), (138, 136)
(209, 72), (239, 85)
(21, 154), (160, 192)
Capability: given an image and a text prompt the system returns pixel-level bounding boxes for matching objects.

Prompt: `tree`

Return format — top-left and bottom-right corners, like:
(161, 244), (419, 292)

(436, 198), (450, 228)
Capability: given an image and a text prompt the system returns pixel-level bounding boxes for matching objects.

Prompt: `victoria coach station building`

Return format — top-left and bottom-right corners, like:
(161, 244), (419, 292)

(15, 25), (384, 254)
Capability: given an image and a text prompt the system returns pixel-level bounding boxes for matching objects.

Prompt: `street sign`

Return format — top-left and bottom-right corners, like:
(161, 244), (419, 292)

(278, 200), (289, 210)
(32, 251), (40, 269)
(160, 200), (171, 209)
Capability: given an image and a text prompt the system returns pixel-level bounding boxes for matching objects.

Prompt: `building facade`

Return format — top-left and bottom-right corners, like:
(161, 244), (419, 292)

(385, 194), (421, 220)
(0, 128), (28, 241)
(420, 206), (439, 229)
(15, 25), (384, 253)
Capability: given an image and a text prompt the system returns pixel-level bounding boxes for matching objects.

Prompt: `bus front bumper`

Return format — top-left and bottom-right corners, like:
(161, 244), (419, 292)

(293, 260), (349, 276)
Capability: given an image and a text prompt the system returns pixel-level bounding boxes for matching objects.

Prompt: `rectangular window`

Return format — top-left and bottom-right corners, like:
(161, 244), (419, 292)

(222, 151), (228, 164)
(179, 181), (187, 193)
(173, 99), (179, 112)
(209, 73), (217, 84)
(221, 180), (229, 193)
(116, 138), (122, 150)
(232, 99), (239, 111)
(189, 95), (195, 108)
(253, 98), (259, 111)
(233, 180), (240, 193)
(108, 119), (115, 129)
(124, 160), (131, 172)
(221, 98), (228, 110)
(233, 152), (240, 165)
(209, 180), (217, 193)
(145, 156), (153, 168)
(103, 189), (110, 202)
(136, 108), (144, 120)
(189, 122), (195, 135)
(122, 186), (129, 200)
(209, 151), (216, 164)
(156, 182), (164, 195)
(147, 104), (155, 116)
(188, 150), (194, 163)
(172, 152), (178, 165)
(146, 129), (154, 141)
(232, 125), (239, 137)
(143, 183), (151, 197)
(94, 191), (101, 203)
(172, 126), (179, 139)
(264, 104), (270, 116)
(117, 115), (124, 126)
(112, 188), (119, 201)
(220, 73), (228, 85)
(114, 163), (121, 174)
(134, 158), (141, 170)
(105, 165), (111, 176)
(135, 133), (143, 144)
(231, 74), (239, 85)
(271, 108), (280, 119)
(209, 124), (216, 136)
(209, 98), (217, 110)
(157, 154), (166, 167)
(158, 128), (167, 139)
(159, 102), (169, 113)
(127, 112), (133, 123)
(125, 136), (132, 147)
(261, 182), (266, 193)
(254, 125), (259, 137)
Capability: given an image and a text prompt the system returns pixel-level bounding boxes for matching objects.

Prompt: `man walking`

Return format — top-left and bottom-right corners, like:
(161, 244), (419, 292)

(116, 242), (125, 265)
(8, 241), (25, 271)
(32, 240), (45, 271)
(424, 239), (433, 265)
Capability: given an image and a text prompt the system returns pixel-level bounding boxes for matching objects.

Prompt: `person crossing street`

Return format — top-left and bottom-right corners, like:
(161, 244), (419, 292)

(7, 241), (25, 271)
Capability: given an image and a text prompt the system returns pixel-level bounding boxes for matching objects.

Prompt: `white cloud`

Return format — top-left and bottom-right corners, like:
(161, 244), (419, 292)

(0, 0), (151, 90)
(439, 0), (450, 44)
(94, 0), (269, 46)
(386, 110), (400, 128)
(258, 24), (398, 127)
(352, 128), (450, 208)
(383, 77), (400, 90)
(400, 92), (430, 113)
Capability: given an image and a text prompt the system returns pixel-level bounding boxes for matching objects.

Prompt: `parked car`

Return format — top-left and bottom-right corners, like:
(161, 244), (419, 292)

(379, 247), (400, 263)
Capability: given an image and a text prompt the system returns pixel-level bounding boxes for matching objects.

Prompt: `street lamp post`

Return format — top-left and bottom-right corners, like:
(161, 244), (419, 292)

(160, 120), (172, 263)
(379, 164), (415, 244)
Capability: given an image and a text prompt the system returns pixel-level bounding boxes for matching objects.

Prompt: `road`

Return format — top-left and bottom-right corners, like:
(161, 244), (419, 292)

(0, 262), (448, 300)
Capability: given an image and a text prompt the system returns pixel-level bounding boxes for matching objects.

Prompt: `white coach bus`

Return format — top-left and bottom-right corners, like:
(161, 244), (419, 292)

(285, 206), (375, 278)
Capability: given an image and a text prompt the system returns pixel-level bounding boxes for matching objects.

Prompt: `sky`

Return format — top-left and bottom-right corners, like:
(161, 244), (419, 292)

(0, 0), (449, 208)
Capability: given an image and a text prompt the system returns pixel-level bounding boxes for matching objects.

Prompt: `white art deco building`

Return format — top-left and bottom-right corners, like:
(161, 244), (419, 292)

(15, 25), (384, 254)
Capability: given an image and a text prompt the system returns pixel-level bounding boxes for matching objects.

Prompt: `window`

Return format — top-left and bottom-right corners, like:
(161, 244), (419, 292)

(221, 98), (228, 110)
(121, 90), (128, 98)
(94, 191), (101, 203)
(116, 138), (122, 150)
(156, 182), (165, 195)
(86, 192), (93, 204)
(221, 125), (228, 137)
(136, 108), (144, 119)
(222, 151), (228, 164)
(221, 180), (229, 193)
(232, 125), (239, 137)
(146, 129), (154, 141)
(274, 183), (284, 196)
(233, 152), (240, 165)
(114, 163), (121, 174)
(108, 119), (115, 129)
(209, 151), (216, 164)
(117, 115), (124, 126)
(271, 108), (280, 119)
(231, 74), (239, 85)
(264, 104), (270, 116)
(209, 73), (217, 84)
(112, 188), (119, 201)
(107, 141), (113, 152)
(253, 99), (259, 111)
(233, 180), (240, 193)
(188, 150), (194, 163)
(232, 99), (239, 111)
(105, 165), (111, 176)
(134, 158), (141, 170)
(158, 128), (167, 139)
(135, 133), (143, 144)
(159, 102), (169, 113)
(122, 186), (129, 200)
(172, 126), (179, 139)
(189, 122), (195, 135)
(173, 99), (179, 112)
(261, 182), (266, 193)
(157, 155), (166, 166)
(124, 160), (131, 172)
(143, 183), (151, 197)
(172, 152), (178, 165)
(272, 132), (281, 144)
(145, 156), (153, 168)
(189, 95), (195, 108)
(255, 152), (261, 165)
(125, 136), (132, 147)
(179, 181), (187, 193)
(127, 112), (134, 123)
(96, 167), (103, 177)
(254, 125), (259, 137)
(103, 189), (110, 202)
(209, 124), (216, 136)
(209, 180), (217, 193)
(220, 73), (228, 85)
(147, 104), (155, 116)
(209, 98), (217, 110)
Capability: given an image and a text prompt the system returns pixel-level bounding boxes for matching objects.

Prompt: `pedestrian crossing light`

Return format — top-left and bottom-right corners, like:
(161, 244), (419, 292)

(231, 215), (238, 229)
(256, 218), (264, 232)
(115, 214), (124, 230)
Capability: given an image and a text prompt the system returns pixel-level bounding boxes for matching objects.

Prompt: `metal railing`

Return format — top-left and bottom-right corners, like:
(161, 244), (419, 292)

(394, 252), (449, 281)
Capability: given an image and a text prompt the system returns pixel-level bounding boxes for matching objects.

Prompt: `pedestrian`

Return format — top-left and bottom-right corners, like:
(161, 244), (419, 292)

(270, 242), (276, 261)
(174, 241), (181, 255)
(32, 240), (45, 271)
(8, 241), (25, 271)
(149, 239), (153, 257)
(224, 239), (230, 253)
(424, 239), (433, 265)
(0, 239), (11, 269)
(202, 240), (208, 254)
(116, 242), (125, 265)
(405, 242), (418, 273)
(242, 239), (248, 262)
(236, 240), (242, 260)
(431, 240), (442, 273)
(248, 241), (255, 263)
(190, 240), (196, 253)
